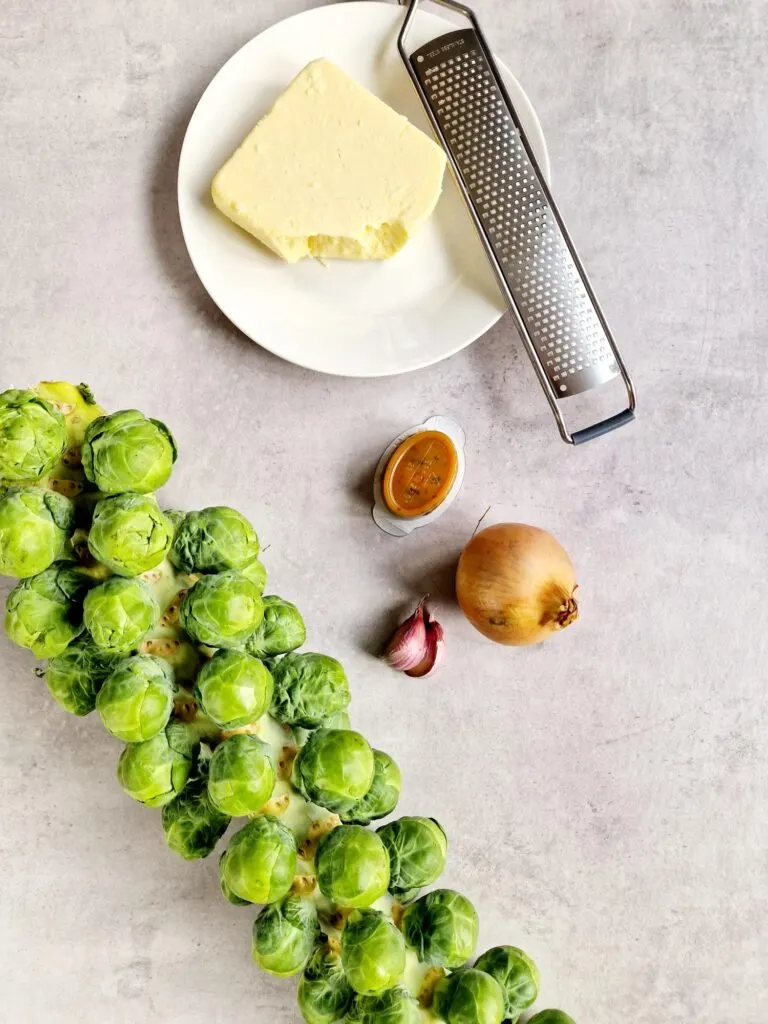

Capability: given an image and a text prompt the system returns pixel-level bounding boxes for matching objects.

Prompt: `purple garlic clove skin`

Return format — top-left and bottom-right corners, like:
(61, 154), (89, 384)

(405, 614), (445, 678)
(384, 599), (444, 678)
(383, 598), (429, 672)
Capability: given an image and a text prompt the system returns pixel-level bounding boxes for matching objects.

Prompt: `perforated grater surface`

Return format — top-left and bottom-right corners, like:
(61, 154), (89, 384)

(398, 0), (636, 444)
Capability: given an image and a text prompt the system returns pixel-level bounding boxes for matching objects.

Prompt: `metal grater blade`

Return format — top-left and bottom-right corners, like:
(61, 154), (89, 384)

(412, 29), (617, 397)
(398, 1), (635, 444)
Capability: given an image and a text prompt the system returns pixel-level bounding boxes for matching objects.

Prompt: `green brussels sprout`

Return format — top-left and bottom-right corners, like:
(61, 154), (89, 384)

(180, 571), (264, 649)
(325, 709), (351, 730)
(81, 409), (177, 494)
(161, 772), (230, 860)
(0, 389), (66, 482)
(315, 825), (390, 908)
(377, 817), (447, 901)
(298, 943), (354, 1024)
(527, 1012), (576, 1024)
(341, 909), (406, 995)
(83, 576), (158, 654)
(245, 595), (306, 658)
(96, 654), (175, 742)
(5, 562), (92, 658)
(270, 653), (351, 728)
(169, 506), (260, 574)
(401, 889), (479, 969)
(208, 733), (276, 816)
(220, 873), (250, 906)
(45, 635), (119, 715)
(294, 729), (375, 814)
(292, 706), (352, 748)
(162, 508), (186, 532)
(88, 493), (173, 577)
(433, 968), (505, 1024)
(194, 649), (274, 728)
(474, 946), (540, 1019)
(242, 558), (267, 593)
(252, 893), (318, 977)
(0, 487), (74, 578)
(219, 815), (297, 905)
(342, 750), (402, 826)
(117, 720), (199, 807)
(392, 886), (421, 906)
(344, 986), (421, 1024)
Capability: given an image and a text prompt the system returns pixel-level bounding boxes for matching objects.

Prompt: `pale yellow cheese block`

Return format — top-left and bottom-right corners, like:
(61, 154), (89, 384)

(211, 59), (447, 263)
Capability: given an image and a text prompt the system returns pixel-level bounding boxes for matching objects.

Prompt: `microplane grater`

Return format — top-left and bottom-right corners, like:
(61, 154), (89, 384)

(397, 0), (636, 445)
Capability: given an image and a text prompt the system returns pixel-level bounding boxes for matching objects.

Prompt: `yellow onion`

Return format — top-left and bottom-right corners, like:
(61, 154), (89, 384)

(456, 523), (578, 646)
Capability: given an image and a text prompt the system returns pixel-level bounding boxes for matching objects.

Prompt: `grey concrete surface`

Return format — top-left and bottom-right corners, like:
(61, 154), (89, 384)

(1, 0), (767, 1021)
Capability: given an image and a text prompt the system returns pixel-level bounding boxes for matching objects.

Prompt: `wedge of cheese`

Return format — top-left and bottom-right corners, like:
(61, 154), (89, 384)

(211, 59), (447, 263)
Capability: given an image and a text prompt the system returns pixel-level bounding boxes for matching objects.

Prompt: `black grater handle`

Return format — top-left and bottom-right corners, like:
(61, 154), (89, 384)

(571, 409), (636, 446)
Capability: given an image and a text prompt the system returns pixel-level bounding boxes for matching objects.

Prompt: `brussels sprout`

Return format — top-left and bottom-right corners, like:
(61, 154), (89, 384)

(342, 750), (402, 826)
(83, 576), (158, 654)
(315, 825), (390, 909)
(0, 389), (66, 482)
(81, 409), (177, 494)
(344, 986), (421, 1024)
(0, 488), (74, 578)
(45, 635), (119, 715)
(527, 1013), (576, 1024)
(245, 596), (306, 658)
(170, 506), (260, 574)
(325, 709), (351, 730)
(270, 653), (351, 728)
(474, 946), (540, 1019)
(220, 873), (250, 906)
(298, 944), (354, 1024)
(252, 893), (318, 977)
(219, 815), (297, 905)
(162, 508), (186, 532)
(194, 649), (274, 728)
(161, 772), (230, 860)
(341, 909), (406, 995)
(117, 720), (199, 807)
(433, 968), (505, 1024)
(401, 889), (479, 969)
(5, 562), (92, 658)
(88, 493), (173, 577)
(180, 571), (264, 649)
(96, 654), (175, 742)
(208, 733), (276, 816)
(377, 817), (447, 901)
(294, 729), (375, 814)
(242, 558), (267, 593)
(292, 713), (350, 748)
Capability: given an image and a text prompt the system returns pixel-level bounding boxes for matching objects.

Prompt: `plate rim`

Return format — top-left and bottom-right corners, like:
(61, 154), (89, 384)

(177, 0), (551, 378)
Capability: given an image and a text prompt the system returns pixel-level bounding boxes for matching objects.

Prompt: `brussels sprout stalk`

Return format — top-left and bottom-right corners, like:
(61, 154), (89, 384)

(0, 382), (575, 1024)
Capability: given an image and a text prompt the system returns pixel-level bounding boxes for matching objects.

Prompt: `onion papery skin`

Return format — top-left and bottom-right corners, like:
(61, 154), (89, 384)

(456, 523), (578, 646)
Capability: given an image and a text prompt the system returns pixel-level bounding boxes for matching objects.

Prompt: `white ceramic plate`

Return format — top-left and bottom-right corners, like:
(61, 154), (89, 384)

(178, 1), (550, 377)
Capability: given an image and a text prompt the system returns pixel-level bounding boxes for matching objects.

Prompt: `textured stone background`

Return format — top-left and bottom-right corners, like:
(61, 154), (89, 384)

(1, 0), (766, 1021)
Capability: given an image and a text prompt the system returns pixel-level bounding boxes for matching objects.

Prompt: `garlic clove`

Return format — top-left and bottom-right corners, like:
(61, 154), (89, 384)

(384, 599), (445, 678)
(383, 598), (430, 672)
(405, 614), (445, 678)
